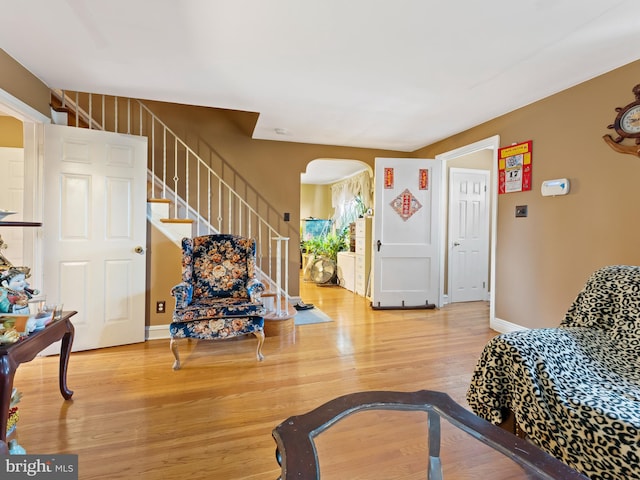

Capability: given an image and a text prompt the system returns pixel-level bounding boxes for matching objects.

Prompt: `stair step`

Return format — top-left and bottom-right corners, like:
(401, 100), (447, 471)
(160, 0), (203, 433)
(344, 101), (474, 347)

(262, 293), (296, 320)
(159, 218), (193, 224)
(147, 198), (171, 204)
(263, 305), (296, 319)
(264, 316), (294, 337)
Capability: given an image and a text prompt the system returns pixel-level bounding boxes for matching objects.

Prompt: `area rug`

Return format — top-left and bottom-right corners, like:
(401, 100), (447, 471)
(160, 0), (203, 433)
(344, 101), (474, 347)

(294, 307), (333, 325)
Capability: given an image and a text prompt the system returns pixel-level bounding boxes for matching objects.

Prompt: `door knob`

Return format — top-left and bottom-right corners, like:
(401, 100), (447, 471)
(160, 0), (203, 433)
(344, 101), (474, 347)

(377, 240), (382, 252)
(134, 246), (145, 254)
(453, 242), (461, 247)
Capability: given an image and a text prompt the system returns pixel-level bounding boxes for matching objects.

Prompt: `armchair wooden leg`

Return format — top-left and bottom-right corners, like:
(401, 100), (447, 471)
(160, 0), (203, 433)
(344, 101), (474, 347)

(254, 330), (265, 361)
(170, 338), (181, 370)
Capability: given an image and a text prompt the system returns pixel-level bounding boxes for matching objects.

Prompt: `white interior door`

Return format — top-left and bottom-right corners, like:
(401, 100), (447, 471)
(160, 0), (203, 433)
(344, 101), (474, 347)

(0, 147), (25, 266)
(372, 158), (442, 309)
(448, 168), (490, 303)
(42, 124), (147, 351)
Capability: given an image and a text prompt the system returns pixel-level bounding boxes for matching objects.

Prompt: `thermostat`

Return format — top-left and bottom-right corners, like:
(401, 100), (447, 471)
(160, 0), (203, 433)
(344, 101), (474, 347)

(541, 178), (570, 197)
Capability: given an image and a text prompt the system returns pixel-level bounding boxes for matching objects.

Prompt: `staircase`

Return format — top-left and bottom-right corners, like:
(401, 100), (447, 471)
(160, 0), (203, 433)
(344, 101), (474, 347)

(50, 89), (296, 318)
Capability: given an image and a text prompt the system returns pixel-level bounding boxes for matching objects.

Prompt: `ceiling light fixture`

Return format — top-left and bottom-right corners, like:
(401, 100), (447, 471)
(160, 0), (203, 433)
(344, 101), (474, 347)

(274, 128), (289, 135)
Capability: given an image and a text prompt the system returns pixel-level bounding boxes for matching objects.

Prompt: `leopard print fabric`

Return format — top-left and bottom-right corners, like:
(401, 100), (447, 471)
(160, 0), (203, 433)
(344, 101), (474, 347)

(467, 265), (640, 480)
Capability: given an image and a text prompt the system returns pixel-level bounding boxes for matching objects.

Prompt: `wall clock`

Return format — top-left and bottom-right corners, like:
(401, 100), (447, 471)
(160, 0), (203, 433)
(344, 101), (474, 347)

(603, 83), (640, 157)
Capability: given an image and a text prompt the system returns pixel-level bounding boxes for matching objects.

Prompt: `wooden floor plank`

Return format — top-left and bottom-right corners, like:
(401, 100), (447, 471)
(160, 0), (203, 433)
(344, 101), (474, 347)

(9, 279), (503, 479)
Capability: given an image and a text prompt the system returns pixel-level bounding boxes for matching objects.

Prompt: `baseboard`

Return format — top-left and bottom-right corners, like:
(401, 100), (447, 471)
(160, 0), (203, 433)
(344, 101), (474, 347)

(490, 317), (528, 334)
(146, 324), (171, 340)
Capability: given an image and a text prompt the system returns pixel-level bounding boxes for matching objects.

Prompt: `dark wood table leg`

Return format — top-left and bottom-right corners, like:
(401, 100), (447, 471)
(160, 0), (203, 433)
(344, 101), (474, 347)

(0, 356), (16, 443)
(59, 320), (75, 400)
(427, 408), (442, 480)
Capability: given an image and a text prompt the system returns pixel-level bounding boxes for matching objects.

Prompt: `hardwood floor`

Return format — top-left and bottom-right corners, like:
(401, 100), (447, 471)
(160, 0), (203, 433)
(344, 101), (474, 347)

(11, 280), (503, 479)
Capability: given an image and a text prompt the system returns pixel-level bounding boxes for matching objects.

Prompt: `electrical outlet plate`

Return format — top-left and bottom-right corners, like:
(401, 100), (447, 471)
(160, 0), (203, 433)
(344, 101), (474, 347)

(156, 301), (166, 313)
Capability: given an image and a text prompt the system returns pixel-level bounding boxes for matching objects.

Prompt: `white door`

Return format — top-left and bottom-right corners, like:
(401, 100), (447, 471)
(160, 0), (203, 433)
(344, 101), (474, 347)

(372, 158), (442, 309)
(448, 168), (490, 303)
(43, 124), (147, 351)
(0, 147), (25, 266)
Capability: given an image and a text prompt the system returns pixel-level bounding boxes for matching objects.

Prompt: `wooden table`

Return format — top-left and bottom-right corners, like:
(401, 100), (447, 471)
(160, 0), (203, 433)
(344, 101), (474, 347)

(273, 390), (589, 480)
(0, 311), (76, 442)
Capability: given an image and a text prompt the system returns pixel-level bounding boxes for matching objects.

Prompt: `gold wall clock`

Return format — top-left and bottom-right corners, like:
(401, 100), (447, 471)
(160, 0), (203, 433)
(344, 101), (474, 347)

(603, 83), (640, 157)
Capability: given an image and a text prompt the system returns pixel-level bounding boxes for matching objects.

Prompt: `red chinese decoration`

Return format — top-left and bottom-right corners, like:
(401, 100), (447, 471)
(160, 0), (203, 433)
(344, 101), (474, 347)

(384, 167), (394, 189)
(419, 169), (428, 190)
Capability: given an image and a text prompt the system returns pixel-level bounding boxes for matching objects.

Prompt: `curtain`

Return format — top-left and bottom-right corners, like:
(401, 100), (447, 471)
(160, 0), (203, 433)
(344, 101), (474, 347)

(330, 169), (372, 231)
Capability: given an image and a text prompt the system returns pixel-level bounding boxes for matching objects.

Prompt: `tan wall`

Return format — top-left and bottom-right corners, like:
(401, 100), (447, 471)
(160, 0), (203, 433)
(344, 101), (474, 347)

(0, 116), (23, 147)
(300, 184), (333, 220)
(147, 224), (182, 327)
(416, 60), (640, 328)
(0, 49), (50, 118)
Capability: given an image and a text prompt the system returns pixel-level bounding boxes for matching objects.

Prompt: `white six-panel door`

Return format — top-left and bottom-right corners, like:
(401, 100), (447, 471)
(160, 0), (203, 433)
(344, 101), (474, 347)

(372, 158), (442, 309)
(448, 168), (490, 303)
(43, 124), (147, 351)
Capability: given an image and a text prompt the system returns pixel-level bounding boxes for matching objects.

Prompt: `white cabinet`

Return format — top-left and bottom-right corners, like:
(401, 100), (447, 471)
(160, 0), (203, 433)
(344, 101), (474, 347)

(354, 217), (372, 297)
(337, 252), (356, 292)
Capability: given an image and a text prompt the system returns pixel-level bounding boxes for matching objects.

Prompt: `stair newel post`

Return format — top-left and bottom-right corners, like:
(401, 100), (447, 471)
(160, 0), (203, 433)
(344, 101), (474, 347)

(185, 149), (190, 221)
(272, 236), (290, 317)
(217, 178), (223, 232)
(173, 137), (179, 218)
(284, 237), (289, 311)
(275, 237), (282, 316)
(195, 154), (201, 235)
(207, 173), (212, 232)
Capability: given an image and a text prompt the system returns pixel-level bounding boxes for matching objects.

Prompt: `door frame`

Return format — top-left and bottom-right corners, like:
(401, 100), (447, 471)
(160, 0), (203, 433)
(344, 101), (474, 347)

(0, 88), (49, 288)
(435, 135), (499, 325)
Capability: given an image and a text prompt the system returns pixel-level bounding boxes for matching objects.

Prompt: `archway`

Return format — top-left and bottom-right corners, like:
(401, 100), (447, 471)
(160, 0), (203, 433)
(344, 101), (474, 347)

(299, 158), (372, 291)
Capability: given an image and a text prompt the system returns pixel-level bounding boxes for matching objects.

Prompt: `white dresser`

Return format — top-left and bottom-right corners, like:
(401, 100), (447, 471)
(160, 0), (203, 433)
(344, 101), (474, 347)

(337, 251), (355, 292)
(354, 217), (372, 298)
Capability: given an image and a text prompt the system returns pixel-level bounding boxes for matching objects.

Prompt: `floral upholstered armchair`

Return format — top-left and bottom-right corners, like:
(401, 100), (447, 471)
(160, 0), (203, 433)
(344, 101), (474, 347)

(170, 234), (266, 370)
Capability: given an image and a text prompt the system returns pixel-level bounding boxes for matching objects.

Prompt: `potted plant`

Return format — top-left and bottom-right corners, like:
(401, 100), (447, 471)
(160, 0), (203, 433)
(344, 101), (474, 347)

(304, 228), (349, 284)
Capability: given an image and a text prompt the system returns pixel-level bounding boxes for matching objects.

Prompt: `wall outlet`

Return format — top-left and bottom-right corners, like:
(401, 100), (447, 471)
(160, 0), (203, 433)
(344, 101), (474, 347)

(156, 301), (166, 314)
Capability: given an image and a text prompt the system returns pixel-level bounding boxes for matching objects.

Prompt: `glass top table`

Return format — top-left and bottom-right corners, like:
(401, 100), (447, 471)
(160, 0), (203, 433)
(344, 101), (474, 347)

(272, 390), (589, 479)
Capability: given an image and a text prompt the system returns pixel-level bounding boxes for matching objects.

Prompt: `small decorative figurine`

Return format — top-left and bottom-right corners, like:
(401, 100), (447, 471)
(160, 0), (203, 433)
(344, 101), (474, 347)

(6, 388), (21, 437)
(0, 267), (39, 315)
(8, 439), (26, 455)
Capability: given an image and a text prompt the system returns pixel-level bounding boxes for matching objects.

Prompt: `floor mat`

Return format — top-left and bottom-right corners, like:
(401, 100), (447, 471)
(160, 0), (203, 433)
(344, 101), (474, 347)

(294, 307), (333, 325)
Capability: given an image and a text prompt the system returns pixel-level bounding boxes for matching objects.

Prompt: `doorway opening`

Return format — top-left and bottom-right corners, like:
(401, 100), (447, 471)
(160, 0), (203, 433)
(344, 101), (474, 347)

(436, 135), (499, 324)
(0, 89), (48, 287)
(299, 158), (372, 291)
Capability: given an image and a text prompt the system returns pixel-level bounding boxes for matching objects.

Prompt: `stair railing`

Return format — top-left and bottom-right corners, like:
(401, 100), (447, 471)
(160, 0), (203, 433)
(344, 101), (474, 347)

(51, 89), (293, 311)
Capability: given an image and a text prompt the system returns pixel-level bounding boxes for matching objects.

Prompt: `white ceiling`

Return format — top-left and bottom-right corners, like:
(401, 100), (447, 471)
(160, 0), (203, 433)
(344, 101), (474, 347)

(1, 0), (640, 157)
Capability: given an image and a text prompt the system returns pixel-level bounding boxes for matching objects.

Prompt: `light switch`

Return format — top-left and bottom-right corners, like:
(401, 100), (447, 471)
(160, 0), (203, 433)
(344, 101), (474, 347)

(515, 205), (528, 218)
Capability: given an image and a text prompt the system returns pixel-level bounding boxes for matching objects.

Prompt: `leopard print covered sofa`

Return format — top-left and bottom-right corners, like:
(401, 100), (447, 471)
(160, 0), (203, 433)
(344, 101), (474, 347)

(467, 265), (640, 480)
